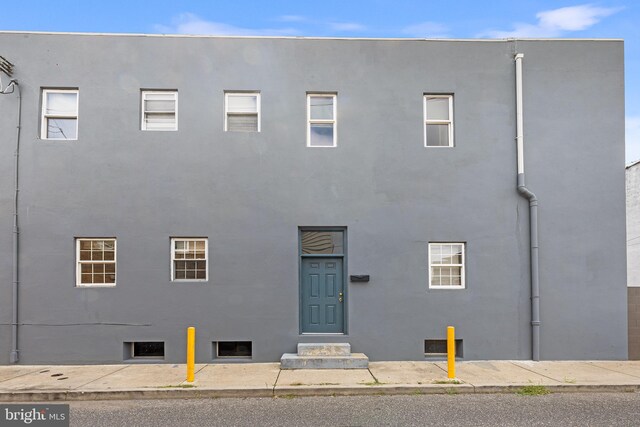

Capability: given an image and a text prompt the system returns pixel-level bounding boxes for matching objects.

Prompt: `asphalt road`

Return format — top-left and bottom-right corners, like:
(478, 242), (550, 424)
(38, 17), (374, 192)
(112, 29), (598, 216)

(68, 392), (640, 426)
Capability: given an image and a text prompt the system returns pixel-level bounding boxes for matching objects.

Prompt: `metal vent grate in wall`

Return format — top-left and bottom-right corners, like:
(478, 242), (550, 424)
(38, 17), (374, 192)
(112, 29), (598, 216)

(0, 55), (13, 77)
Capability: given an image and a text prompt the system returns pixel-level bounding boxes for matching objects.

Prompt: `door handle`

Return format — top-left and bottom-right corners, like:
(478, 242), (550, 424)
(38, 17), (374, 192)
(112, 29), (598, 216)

(339, 292), (343, 303)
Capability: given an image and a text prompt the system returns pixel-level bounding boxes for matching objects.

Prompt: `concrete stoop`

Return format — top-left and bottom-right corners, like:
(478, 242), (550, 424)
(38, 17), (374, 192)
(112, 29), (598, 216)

(280, 343), (369, 369)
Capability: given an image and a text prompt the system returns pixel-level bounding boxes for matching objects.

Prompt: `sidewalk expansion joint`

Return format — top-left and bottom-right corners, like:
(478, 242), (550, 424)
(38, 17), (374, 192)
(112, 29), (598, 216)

(194, 364), (208, 375)
(433, 363), (448, 374)
(587, 362), (640, 379)
(73, 365), (131, 390)
(271, 368), (282, 396)
(0, 367), (44, 384)
(508, 361), (562, 384)
(367, 368), (379, 383)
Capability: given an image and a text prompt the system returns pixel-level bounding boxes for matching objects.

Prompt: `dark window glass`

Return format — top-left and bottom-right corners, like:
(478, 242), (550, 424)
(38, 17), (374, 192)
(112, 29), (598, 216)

(133, 342), (164, 358)
(217, 341), (252, 357)
(425, 339), (463, 357)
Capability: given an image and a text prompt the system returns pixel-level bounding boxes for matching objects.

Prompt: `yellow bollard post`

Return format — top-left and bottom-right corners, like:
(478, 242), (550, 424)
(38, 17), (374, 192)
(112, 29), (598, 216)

(186, 327), (195, 382)
(447, 326), (455, 379)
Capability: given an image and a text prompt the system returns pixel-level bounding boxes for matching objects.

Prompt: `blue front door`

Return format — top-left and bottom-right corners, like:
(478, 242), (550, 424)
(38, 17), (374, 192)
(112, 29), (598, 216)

(301, 257), (344, 333)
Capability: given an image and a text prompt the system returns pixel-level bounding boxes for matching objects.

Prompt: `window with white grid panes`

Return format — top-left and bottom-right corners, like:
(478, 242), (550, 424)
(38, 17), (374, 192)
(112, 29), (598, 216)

(307, 94), (337, 147)
(141, 90), (178, 131)
(171, 238), (208, 281)
(41, 89), (79, 140)
(76, 239), (116, 287)
(225, 92), (260, 132)
(424, 94), (453, 147)
(429, 243), (465, 289)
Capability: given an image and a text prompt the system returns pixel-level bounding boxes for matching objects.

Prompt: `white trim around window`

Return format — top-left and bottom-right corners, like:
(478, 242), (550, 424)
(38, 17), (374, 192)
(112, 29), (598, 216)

(424, 94), (454, 147)
(428, 242), (465, 289)
(141, 90), (178, 131)
(171, 238), (208, 282)
(41, 89), (79, 140)
(76, 238), (117, 287)
(307, 93), (337, 148)
(225, 92), (261, 132)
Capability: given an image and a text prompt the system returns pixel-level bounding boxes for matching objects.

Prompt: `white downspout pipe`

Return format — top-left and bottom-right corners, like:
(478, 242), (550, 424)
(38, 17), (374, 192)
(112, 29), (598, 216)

(515, 53), (541, 361)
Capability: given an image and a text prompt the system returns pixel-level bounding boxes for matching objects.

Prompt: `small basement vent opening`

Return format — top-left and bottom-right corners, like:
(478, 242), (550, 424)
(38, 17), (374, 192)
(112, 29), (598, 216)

(214, 341), (252, 359)
(124, 342), (165, 360)
(425, 339), (463, 358)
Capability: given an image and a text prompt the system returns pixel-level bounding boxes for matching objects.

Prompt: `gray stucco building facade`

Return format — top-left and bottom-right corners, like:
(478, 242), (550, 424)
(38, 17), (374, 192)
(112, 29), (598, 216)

(0, 33), (627, 364)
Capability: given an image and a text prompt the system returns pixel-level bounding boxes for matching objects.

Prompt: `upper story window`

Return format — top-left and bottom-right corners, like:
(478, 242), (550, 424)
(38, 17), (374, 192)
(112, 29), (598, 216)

(424, 95), (453, 147)
(307, 94), (337, 147)
(429, 243), (465, 289)
(41, 89), (79, 140)
(225, 92), (260, 132)
(76, 238), (116, 287)
(171, 238), (208, 281)
(141, 90), (178, 131)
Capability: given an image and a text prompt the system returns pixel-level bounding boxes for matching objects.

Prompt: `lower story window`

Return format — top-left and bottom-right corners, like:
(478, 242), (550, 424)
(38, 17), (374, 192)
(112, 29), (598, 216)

(124, 342), (165, 359)
(425, 339), (463, 358)
(214, 341), (252, 359)
(76, 238), (116, 287)
(171, 238), (208, 281)
(429, 242), (465, 289)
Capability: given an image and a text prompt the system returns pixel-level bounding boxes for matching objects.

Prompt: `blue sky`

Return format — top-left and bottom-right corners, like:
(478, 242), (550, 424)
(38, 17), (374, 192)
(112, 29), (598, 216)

(1, 1), (638, 162)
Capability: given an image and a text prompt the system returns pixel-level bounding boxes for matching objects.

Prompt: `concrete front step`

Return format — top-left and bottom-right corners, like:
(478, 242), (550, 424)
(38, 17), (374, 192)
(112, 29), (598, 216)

(280, 353), (369, 369)
(298, 343), (351, 356)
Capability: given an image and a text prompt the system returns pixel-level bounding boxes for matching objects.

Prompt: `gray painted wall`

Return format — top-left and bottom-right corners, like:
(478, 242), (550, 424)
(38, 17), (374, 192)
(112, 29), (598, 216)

(628, 162), (640, 288)
(628, 162), (640, 359)
(0, 33), (627, 364)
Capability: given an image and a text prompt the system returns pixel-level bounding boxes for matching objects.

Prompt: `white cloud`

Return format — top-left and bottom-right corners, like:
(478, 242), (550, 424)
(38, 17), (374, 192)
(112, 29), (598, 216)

(155, 13), (298, 36)
(329, 22), (367, 32)
(155, 13), (366, 36)
(479, 4), (621, 38)
(628, 116), (640, 164)
(402, 22), (449, 38)
(278, 15), (306, 23)
(537, 4), (617, 31)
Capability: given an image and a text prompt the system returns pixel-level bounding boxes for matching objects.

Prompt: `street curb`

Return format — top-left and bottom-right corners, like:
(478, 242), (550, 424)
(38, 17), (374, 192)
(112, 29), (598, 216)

(273, 384), (475, 397)
(1, 383), (639, 401)
(0, 388), (274, 402)
(472, 384), (640, 394)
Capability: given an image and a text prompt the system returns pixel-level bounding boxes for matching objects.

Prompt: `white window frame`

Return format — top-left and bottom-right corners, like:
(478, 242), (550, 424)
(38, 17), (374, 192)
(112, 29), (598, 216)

(170, 238), (208, 282)
(75, 238), (117, 287)
(307, 93), (337, 148)
(428, 242), (465, 290)
(424, 94), (454, 148)
(224, 92), (261, 132)
(41, 89), (79, 140)
(141, 90), (178, 131)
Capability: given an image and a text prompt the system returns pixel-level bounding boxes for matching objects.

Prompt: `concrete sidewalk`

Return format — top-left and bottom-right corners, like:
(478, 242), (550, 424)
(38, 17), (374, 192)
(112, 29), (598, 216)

(1, 361), (640, 401)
